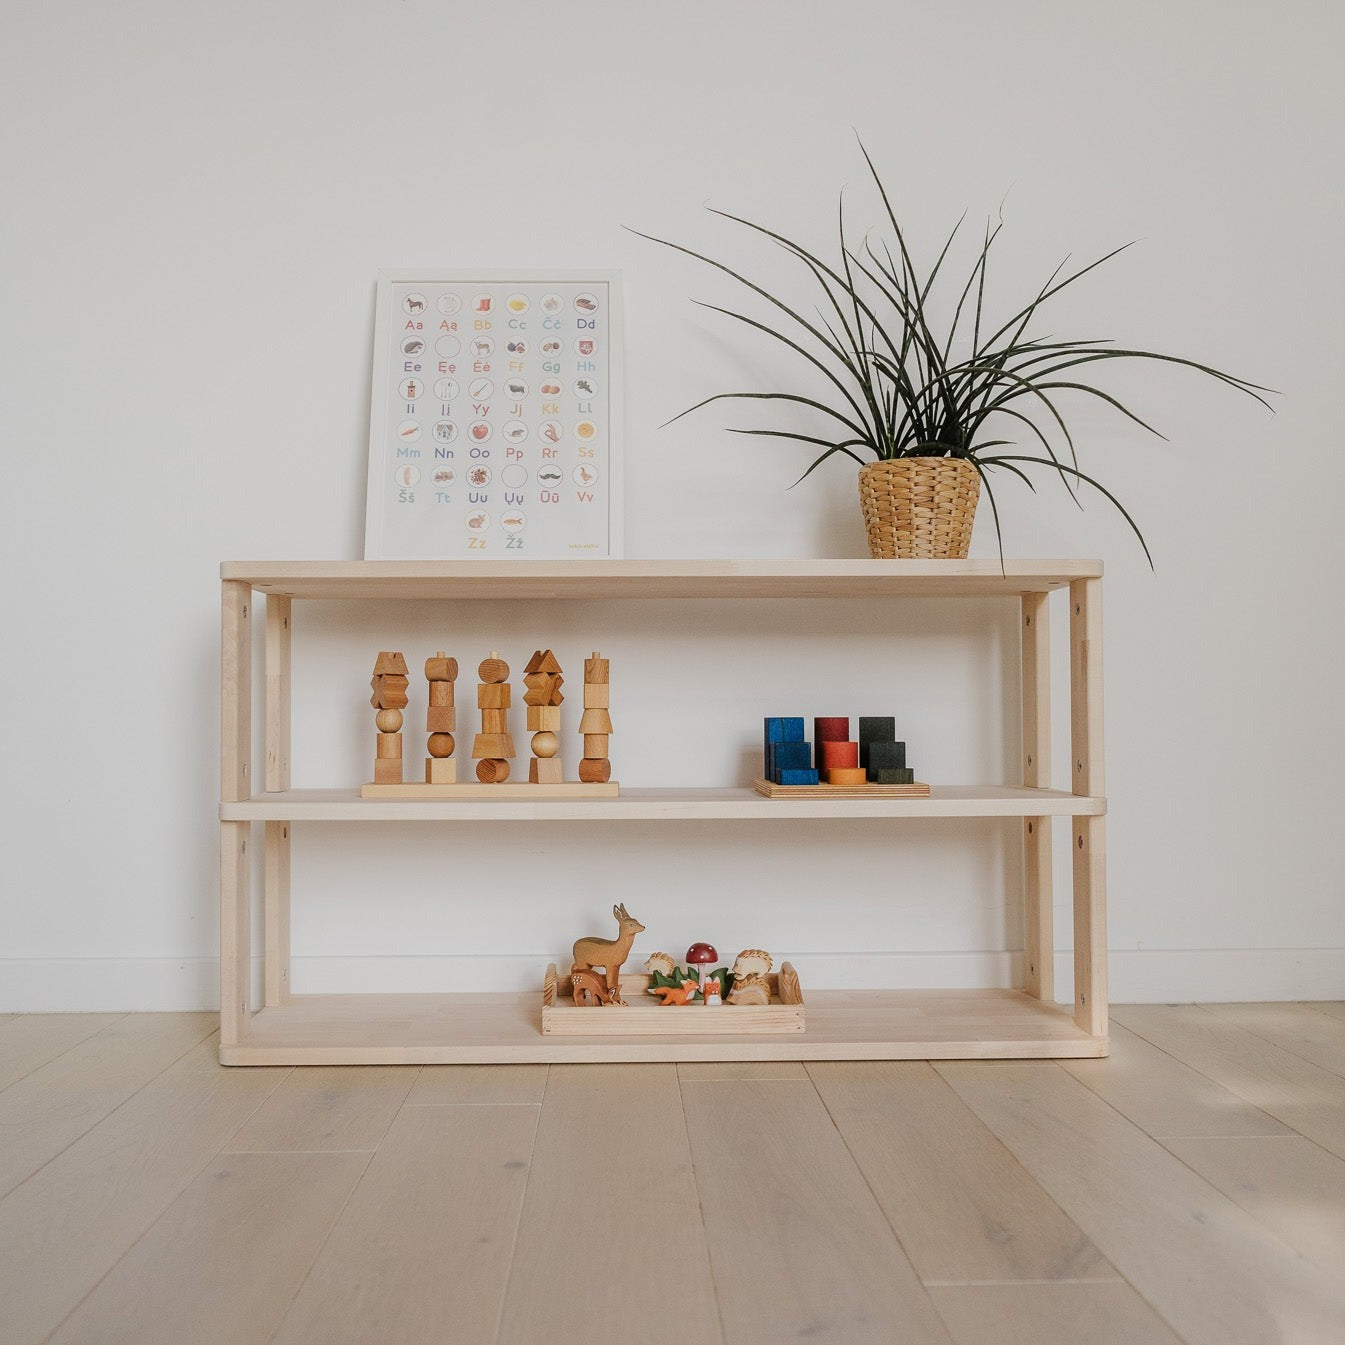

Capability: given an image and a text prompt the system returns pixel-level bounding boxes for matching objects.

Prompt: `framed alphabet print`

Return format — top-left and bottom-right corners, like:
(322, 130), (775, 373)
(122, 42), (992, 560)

(363, 269), (624, 560)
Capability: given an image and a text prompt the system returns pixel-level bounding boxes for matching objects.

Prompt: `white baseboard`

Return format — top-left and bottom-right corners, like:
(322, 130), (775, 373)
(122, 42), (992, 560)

(1, 949), (1342, 1012)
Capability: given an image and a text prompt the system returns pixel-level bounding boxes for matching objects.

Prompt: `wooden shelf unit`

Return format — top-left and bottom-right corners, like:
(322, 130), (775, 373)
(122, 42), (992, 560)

(220, 559), (1108, 1065)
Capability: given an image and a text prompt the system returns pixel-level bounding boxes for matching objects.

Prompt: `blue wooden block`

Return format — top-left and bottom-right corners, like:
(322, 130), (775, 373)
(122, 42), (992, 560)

(866, 740), (907, 772)
(764, 716), (806, 777)
(778, 768), (820, 786)
(769, 741), (813, 774)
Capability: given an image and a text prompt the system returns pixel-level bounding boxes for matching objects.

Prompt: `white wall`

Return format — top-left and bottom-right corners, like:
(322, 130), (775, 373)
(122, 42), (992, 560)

(2, 0), (1342, 1009)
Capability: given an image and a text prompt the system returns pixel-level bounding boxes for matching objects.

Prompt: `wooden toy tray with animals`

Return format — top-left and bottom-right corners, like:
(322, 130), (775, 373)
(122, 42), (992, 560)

(541, 964), (805, 1035)
(753, 777), (930, 799)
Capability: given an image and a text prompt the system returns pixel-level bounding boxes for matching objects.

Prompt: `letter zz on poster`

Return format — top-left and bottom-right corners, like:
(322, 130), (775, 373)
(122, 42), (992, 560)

(364, 270), (624, 559)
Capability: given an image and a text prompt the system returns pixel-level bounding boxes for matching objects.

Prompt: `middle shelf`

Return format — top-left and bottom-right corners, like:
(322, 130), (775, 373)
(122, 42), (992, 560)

(220, 784), (1105, 822)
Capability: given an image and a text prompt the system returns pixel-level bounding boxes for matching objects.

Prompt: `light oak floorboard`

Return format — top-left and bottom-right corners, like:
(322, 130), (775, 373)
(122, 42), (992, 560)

(1062, 1020), (1291, 1137)
(809, 1061), (1114, 1284)
(679, 1061), (809, 1081)
(406, 1062), (546, 1104)
(0, 1012), (217, 1197)
(497, 1064), (721, 1345)
(0, 1013), (125, 1093)
(1114, 1004), (1345, 1158)
(683, 1077), (955, 1345)
(224, 1064), (419, 1151)
(0, 1037), (287, 1345)
(1161, 1135), (1345, 1273)
(938, 1060), (1345, 1345)
(272, 1103), (537, 1345)
(928, 1282), (1184, 1345)
(1305, 1000), (1345, 1024)
(46, 1151), (369, 1345)
(1202, 1001), (1345, 1078)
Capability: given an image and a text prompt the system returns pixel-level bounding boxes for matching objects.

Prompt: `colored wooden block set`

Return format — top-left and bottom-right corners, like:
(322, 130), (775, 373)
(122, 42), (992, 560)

(755, 714), (930, 798)
(360, 647), (618, 798)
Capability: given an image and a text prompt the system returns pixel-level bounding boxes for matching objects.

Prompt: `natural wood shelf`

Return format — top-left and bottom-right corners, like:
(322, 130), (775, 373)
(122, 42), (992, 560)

(219, 988), (1104, 1065)
(221, 558), (1101, 601)
(220, 558), (1110, 1063)
(221, 785), (1105, 822)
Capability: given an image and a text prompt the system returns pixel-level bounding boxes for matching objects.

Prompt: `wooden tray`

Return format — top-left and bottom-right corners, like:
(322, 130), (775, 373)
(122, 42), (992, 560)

(362, 781), (619, 799)
(753, 777), (930, 799)
(542, 964), (804, 1035)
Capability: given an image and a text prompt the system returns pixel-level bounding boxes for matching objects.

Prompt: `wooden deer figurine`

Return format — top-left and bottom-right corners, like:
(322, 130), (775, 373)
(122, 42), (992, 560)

(571, 903), (645, 1006)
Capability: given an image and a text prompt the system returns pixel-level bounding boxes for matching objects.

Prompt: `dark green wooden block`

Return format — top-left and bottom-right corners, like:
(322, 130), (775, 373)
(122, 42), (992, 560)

(870, 766), (915, 784)
(867, 740), (907, 771)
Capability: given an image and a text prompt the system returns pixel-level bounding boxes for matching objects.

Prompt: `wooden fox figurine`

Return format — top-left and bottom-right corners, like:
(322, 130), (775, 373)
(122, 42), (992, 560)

(651, 978), (699, 1007)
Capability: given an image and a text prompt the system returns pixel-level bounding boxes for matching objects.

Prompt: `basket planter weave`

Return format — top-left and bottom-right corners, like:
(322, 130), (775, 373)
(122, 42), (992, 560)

(858, 457), (980, 559)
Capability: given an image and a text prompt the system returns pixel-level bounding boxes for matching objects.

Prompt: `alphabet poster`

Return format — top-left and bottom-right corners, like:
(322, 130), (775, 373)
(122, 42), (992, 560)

(364, 270), (623, 559)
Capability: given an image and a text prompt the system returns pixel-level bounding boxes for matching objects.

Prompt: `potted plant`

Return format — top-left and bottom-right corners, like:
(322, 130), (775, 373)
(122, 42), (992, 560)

(633, 143), (1272, 563)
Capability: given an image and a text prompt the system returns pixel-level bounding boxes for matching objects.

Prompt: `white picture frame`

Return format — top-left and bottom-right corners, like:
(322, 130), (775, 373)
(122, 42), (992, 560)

(364, 269), (624, 560)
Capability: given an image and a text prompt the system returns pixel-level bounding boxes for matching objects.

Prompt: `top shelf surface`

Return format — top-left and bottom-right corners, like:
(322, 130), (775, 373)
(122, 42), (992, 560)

(220, 559), (1102, 601)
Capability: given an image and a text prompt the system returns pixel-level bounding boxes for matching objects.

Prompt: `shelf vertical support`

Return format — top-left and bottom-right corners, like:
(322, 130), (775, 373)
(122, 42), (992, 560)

(220, 580), (253, 1048)
(264, 596), (292, 1006)
(1069, 577), (1108, 1038)
(1021, 590), (1053, 1002)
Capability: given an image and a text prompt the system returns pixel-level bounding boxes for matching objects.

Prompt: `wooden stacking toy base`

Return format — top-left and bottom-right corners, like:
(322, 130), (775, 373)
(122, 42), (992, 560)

(542, 965), (805, 1035)
(361, 781), (620, 799)
(753, 777), (931, 799)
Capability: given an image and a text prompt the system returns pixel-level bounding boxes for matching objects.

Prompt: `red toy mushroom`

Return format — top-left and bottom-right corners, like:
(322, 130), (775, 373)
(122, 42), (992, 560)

(686, 942), (719, 993)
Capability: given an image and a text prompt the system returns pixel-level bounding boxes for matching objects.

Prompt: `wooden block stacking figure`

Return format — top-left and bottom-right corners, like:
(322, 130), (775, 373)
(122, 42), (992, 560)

(370, 651), (410, 785)
(471, 651), (516, 783)
(578, 652), (613, 783)
(523, 649), (566, 783)
(858, 716), (914, 784)
(424, 651), (458, 784)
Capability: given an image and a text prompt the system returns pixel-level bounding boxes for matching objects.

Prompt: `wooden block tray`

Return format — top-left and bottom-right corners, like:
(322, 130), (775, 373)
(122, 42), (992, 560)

(542, 964), (804, 1035)
(753, 777), (930, 799)
(362, 781), (619, 799)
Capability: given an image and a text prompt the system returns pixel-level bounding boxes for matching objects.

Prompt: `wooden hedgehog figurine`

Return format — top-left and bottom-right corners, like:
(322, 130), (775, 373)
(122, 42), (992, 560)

(726, 949), (773, 1006)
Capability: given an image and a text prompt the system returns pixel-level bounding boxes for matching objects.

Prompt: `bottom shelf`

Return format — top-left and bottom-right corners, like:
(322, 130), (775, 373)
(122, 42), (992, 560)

(220, 987), (1106, 1064)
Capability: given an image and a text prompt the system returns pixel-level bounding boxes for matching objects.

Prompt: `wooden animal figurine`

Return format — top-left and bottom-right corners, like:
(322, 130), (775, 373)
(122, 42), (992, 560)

(571, 968), (616, 1007)
(424, 651), (458, 783)
(524, 649), (565, 783)
(644, 951), (677, 978)
(571, 903), (644, 1006)
(370, 651), (410, 784)
(578, 651), (612, 784)
(651, 978), (700, 1007)
(726, 949), (773, 1006)
(471, 651), (516, 782)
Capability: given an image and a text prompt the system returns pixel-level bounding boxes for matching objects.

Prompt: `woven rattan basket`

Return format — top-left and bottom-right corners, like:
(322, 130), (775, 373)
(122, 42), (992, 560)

(858, 457), (980, 559)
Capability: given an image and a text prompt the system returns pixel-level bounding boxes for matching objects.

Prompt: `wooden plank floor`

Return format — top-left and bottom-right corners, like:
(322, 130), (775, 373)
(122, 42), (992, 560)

(0, 1005), (1343, 1344)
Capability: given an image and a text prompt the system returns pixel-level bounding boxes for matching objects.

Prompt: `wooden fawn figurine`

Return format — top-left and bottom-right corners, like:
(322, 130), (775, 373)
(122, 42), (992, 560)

(571, 903), (645, 1006)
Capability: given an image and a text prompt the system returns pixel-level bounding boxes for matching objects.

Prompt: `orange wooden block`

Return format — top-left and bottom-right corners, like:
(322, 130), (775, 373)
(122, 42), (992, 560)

(826, 767), (868, 786)
(429, 681), (455, 707)
(819, 740), (859, 771)
(373, 757), (402, 784)
(374, 651), (409, 677)
(584, 654), (609, 684)
(427, 732), (454, 758)
(369, 676), (409, 711)
(522, 673), (563, 705)
(477, 683), (512, 709)
(476, 758), (510, 783)
(583, 734), (609, 758)
(424, 655), (458, 682)
(426, 705), (456, 733)
(578, 757), (611, 784)
(526, 705), (562, 731)
(481, 708), (509, 733)
(425, 757), (457, 784)
(582, 682), (610, 709)
(579, 708), (613, 734)
(376, 733), (402, 759)
(529, 757), (564, 784)
(472, 732), (516, 759)
(478, 656), (510, 684)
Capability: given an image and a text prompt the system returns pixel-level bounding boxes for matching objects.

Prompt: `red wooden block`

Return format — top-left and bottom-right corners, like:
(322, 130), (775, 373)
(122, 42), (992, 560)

(814, 717), (849, 746)
(819, 739), (859, 771)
